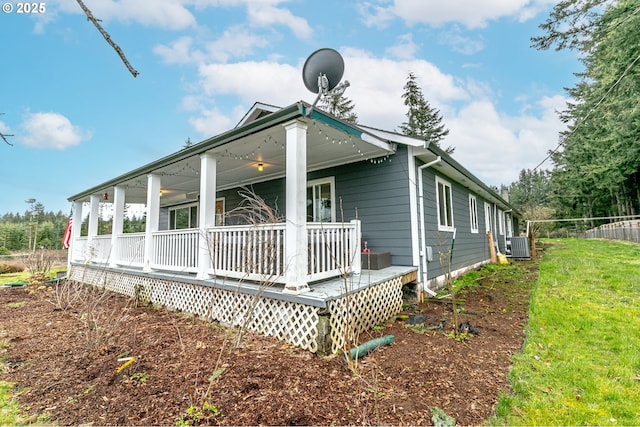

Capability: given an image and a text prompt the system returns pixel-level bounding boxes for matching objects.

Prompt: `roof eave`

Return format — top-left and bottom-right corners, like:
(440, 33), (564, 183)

(68, 102), (304, 202)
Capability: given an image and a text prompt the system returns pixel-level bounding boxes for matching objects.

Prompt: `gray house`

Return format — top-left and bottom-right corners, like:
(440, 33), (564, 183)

(66, 101), (519, 354)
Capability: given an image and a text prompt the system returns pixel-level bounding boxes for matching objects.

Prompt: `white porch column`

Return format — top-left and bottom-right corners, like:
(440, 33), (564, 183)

(109, 186), (125, 267)
(88, 194), (100, 239)
(197, 153), (217, 279)
(68, 200), (83, 267)
(283, 120), (309, 294)
(86, 194), (100, 263)
(143, 173), (161, 272)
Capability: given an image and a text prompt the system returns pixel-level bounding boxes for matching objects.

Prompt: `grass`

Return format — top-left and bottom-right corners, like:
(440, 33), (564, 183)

(1, 336), (22, 426)
(490, 238), (640, 426)
(0, 381), (22, 426)
(0, 268), (66, 285)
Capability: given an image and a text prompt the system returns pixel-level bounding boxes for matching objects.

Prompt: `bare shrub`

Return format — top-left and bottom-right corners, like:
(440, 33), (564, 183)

(24, 249), (55, 277)
(48, 279), (83, 311)
(225, 187), (285, 348)
(0, 261), (24, 274)
(73, 280), (132, 354)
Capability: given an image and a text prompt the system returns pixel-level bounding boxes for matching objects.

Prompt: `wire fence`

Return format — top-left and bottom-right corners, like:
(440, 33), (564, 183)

(585, 220), (640, 243)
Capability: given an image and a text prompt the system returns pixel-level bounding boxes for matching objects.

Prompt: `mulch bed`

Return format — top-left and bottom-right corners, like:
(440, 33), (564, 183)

(0, 258), (538, 426)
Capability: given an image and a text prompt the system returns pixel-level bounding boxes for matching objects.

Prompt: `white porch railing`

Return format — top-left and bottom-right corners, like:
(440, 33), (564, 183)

(71, 220), (361, 284)
(115, 232), (146, 267)
(307, 221), (361, 282)
(207, 223), (286, 282)
(73, 235), (112, 264)
(151, 229), (199, 273)
(207, 220), (361, 284)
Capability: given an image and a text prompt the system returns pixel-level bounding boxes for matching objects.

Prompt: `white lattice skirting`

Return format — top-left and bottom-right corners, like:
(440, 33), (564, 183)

(327, 276), (403, 354)
(68, 265), (404, 354)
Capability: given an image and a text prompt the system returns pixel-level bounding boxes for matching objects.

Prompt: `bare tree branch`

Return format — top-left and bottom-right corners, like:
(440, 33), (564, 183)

(76, 0), (139, 78)
(0, 113), (14, 146)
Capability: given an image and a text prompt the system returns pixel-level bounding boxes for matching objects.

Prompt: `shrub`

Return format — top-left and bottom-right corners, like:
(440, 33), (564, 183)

(0, 262), (24, 274)
(0, 247), (11, 256)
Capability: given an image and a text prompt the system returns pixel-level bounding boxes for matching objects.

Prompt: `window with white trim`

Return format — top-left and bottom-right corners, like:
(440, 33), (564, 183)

(505, 212), (513, 237)
(484, 202), (493, 233)
(436, 176), (454, 231)
(469, 194), (479, 233)
(307, 177), (335, 222)
(168, 198), (225, 229)
(169, 203), (198, 230)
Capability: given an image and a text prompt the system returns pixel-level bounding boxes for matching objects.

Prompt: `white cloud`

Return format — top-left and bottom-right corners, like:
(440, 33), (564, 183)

(197, 61), (307, 106)
(85, 0), (197, 30)
(446, 95), (567, 185)
(153, 36), (202, 64)
(385, 33), (419, 60)
(438, 25), (484, 55)
(356, 1), (397, 28)
(0, 120), (11, 134)
(204, 26), (270, 62)
(187, 48), (470, 134)
(341, 47), (469, 130)
(358, 0), (552, 29)
(188, 107), (236, 136)
(246, 3), (313, 39)
(19, 112), (91, 150)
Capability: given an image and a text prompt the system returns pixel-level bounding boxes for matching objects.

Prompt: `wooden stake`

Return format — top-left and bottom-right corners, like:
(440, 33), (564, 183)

(487, 231), (497, 263)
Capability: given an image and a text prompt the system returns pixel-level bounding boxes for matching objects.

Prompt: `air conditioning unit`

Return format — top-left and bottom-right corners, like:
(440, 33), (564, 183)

(507, 236), (530, 259)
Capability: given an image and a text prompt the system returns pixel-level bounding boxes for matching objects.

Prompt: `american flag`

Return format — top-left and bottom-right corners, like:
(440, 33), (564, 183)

(62, 209), (73, 249)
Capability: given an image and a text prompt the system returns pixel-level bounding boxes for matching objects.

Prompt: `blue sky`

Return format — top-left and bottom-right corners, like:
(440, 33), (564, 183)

(0, 0), (579, 215)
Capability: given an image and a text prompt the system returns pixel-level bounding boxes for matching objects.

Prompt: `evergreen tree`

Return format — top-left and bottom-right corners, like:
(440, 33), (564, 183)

(534, 0), (640, 221)
(399, 72), (453, 153)
(318, 94), (358, 123)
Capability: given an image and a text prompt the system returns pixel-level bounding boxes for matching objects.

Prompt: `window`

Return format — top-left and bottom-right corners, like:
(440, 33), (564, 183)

(436, 177), (454, 231)
(469, 195), (479, 233)
(169, 203), (198, 230)
(307, 177), (335, 222)
(168, 198), (225, 229)
(215, 199), (225, 226)
(484, 202), (493, 233)
(505, 212), (513, 237)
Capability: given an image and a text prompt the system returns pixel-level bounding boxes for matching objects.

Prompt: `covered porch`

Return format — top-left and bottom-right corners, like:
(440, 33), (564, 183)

(67, 103), (397, 294)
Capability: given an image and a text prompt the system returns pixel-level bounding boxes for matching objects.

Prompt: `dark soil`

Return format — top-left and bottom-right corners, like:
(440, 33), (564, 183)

(0, 257), (538, 426)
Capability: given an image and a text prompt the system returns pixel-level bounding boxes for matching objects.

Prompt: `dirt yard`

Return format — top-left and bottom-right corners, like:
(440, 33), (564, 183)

(0, 257), (538, 426)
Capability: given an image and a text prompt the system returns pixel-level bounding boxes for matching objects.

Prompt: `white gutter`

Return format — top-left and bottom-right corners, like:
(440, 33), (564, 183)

(417, 156), (442, 296)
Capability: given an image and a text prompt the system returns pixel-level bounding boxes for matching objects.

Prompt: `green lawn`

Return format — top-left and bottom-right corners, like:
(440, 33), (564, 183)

(0, 381), (22, 426)
(491, 238), (640, 426)
(0, 268), (66, 285)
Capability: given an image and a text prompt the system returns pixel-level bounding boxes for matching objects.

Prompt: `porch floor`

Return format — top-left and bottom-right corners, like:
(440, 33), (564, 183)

(70, 262), (417, 309)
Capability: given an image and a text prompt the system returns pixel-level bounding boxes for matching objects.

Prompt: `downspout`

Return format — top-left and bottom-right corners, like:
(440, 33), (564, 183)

(417, 156), (442, 296)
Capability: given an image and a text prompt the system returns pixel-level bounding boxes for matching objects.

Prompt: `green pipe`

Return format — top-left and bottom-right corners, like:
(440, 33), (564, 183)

(2, 282), (27, 287)
(1, 277), (65, 288)
(348, 335), (395, 360)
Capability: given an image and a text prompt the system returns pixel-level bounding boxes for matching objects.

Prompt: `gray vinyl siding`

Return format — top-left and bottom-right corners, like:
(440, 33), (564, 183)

(330, 145), (414, 266)
(158, 207), (169, 231)
(210, 145), (415, 267)
(421, 168), (492, 280)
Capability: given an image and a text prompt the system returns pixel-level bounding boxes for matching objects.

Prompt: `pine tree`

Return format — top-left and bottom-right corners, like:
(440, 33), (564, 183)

(400, 72), (453, 153)
(318, 95), (358, 123)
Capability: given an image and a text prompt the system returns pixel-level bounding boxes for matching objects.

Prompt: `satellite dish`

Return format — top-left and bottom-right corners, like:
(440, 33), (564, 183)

(302, 48), (345, 94)
(302, 48), (350, 116)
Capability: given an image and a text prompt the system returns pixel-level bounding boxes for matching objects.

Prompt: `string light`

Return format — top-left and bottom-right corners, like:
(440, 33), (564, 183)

(309, 120), (394, 164)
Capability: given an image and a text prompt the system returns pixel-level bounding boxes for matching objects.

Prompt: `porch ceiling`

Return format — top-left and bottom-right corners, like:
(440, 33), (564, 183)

(93, 119), (394, 206)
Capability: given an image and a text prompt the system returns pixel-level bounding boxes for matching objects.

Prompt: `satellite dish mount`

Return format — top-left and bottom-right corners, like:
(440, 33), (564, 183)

(302, 48), (350, 116)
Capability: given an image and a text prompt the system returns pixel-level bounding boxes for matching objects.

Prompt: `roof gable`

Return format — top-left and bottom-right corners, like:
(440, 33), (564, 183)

(235, 102), (281, 128)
